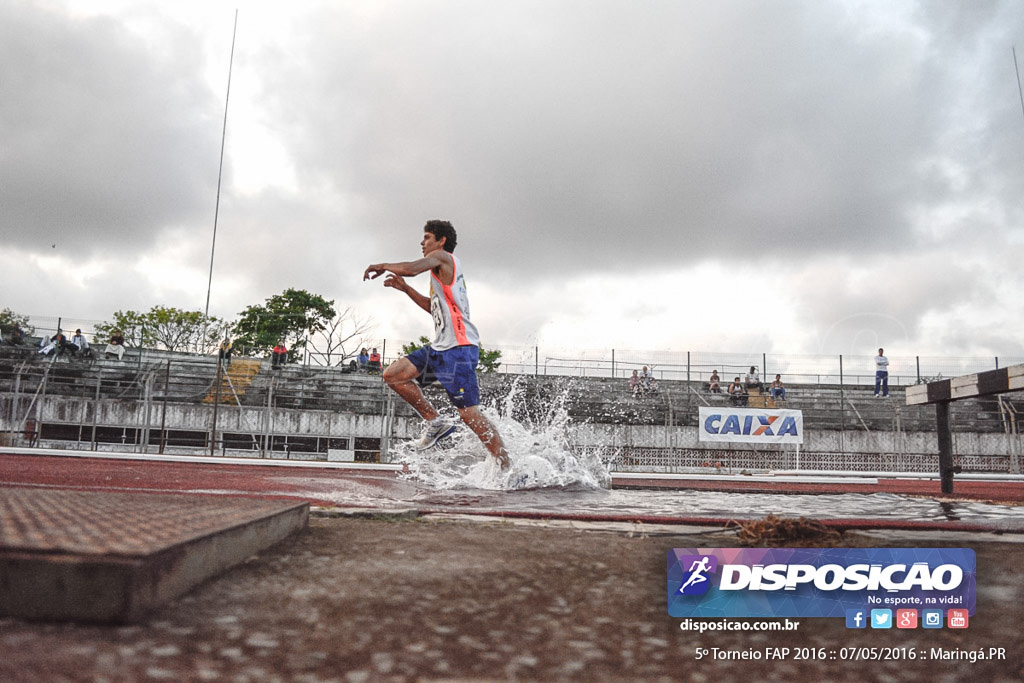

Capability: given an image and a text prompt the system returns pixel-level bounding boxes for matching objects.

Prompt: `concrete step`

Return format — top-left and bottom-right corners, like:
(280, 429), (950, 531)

(0, 487), (307, 623)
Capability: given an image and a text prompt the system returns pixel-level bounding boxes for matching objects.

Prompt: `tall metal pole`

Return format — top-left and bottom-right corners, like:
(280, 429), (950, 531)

(205, 9), (239, 316)
(211, 355), (223, 456)
(1014, 46), (1024, 124)
(838, 355), (845, 451)
(159, 360), (170, 454)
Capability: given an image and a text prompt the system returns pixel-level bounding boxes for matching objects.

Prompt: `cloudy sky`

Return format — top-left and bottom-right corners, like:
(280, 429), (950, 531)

(3, 0), (1023, 359)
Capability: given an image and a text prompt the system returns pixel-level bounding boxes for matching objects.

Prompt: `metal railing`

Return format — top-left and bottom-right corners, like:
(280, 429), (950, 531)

(16, 313), (1021, 386)
(0, 352), (395, 460)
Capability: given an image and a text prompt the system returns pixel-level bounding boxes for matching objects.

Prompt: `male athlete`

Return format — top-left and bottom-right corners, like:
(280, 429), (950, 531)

(363, 220), (510, 469)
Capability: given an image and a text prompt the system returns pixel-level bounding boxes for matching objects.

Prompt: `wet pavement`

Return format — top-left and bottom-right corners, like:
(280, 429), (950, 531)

(1, 513), (1022, 682)
(3, 451), (1024, 532)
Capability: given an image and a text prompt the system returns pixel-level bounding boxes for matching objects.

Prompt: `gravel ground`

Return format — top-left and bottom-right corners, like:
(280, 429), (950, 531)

(2, 515), (1022, 682)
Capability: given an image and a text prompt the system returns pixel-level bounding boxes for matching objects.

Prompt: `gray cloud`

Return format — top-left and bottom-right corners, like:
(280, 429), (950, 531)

(1, 0), (1022, 358)
(0, 2), (222, 255)
(255, 1), (1023, 281)
(789, 249), (1011, 356)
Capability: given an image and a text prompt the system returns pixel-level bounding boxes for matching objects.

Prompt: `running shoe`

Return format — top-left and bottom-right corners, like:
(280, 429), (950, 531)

(417, 418), (457, 450)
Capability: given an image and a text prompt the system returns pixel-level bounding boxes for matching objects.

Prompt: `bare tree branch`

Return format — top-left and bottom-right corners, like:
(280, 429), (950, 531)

(306, 307), (375, 366)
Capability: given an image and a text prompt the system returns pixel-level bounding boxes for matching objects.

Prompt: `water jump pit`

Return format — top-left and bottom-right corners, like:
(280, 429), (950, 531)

(3, 447), (1024, 534)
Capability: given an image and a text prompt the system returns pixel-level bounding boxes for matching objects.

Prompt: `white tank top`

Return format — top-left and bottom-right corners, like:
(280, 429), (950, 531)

(429, 254), (480, 351)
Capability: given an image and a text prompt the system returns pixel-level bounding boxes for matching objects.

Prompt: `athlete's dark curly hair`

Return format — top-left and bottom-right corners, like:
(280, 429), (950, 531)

(424, 219), (457, 252)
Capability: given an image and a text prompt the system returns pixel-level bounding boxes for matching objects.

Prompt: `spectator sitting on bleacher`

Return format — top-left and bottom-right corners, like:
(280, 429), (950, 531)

(219, 337), (233, 367)
(8, 325), (25, 346)
(104, 330), (125, 360)
(39, 330), (67, 357)
(0, 324), (22, 345)
(272, 341), (288, 369)
(357, 347), (369, 371)
(708, 370), (721, 393)
(70, 329), (91, 358)
(58, 332), (78, 356)
(770, 374), (787, 402)
(367, 347), (382, 374)
(745, 366), (762, 390)
(629, 370), (643, 397)
(640, 366), (658, 394)
(728, 376), (748, 406)
(38, 334), (54, 355)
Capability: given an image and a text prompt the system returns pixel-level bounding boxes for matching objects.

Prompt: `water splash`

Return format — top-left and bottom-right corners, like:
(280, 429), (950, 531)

(395, 377), (613, 491)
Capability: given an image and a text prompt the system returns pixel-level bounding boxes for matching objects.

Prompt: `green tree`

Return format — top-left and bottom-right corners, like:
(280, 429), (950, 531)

(0, 308), (34, 336)
(96, 307), (226, 353)
(232, 288), (336, 361)
(478, 346), (502, 373)
(400, 336), (502, 373)
(400, 336), (432, 356)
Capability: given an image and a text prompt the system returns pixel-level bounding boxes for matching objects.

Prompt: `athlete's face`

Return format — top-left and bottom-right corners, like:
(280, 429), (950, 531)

(421, 232), (445, 255)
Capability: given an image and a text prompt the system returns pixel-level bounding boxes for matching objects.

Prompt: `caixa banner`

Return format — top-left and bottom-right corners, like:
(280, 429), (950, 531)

(698, 407), (804, 444)
(667, 548), (976, 618)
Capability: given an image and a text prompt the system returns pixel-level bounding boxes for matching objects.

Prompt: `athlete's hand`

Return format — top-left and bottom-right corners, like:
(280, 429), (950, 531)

(363, 264), (387, 281)
(383, 273), (406, 291)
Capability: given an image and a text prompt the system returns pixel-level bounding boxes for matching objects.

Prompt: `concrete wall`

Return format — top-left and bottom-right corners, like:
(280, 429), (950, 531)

(570, 421), (1020, 464)
(2, 393), (1020, 459)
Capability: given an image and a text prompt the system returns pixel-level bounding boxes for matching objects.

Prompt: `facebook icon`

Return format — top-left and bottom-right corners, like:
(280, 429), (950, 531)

(845, 609), (867, 629)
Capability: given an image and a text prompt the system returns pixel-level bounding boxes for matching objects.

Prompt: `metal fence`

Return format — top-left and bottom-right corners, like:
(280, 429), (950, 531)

(485, 345), (1024, 388)
(0, 352), (396, 460)
(16, 314), (1022, 391)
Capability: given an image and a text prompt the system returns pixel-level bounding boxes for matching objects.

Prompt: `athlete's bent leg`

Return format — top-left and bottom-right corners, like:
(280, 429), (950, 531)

(458, 405), (510, 469)
(383, 358), (439, 421)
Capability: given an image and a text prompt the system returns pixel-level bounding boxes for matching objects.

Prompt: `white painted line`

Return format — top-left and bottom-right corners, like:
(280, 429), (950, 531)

(611, 471), (879, 485)
(0, 446), (403, 472)
(7, 447), (1023, 484)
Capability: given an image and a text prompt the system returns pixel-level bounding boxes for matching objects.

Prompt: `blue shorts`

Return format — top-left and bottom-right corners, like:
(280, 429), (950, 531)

(406, 344), (480, 409)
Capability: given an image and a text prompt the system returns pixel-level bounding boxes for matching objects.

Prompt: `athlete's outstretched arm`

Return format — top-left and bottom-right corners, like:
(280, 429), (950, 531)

(363, 251), (450, 314)
(363, 253), (445, 281)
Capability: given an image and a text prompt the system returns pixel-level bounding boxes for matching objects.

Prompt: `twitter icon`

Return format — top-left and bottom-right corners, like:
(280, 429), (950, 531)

(870, 609), (893, 629)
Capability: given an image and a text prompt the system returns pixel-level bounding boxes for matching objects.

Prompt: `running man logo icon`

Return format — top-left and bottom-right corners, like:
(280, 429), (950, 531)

(677, 555), (718, 596)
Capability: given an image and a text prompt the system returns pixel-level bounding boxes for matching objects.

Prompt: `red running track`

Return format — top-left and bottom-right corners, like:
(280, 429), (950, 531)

(0, 453), (390, 507)
(2, 452), (1023, 532)
(7, 452), (1024, 503)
